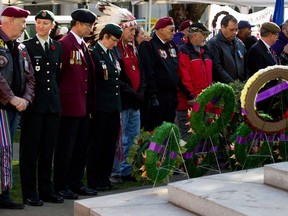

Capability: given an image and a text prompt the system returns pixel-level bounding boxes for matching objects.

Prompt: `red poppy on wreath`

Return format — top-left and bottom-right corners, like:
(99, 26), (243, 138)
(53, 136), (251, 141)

(50, 44), (56, 51)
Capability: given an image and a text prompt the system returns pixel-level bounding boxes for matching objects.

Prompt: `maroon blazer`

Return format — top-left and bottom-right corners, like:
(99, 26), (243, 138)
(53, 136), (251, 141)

(58, 32), (96, 117)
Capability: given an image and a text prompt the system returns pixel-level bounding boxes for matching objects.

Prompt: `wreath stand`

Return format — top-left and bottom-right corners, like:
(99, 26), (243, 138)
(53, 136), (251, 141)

(151, 127), (189, 188)
(238, 131), (275, 170)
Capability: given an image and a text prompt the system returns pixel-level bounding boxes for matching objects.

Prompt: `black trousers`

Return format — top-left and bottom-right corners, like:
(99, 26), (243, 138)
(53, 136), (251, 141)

(144, 93), (178, 131)
(86, 111), (120, 188)
(53, 115), (91, 191)
(20, 112), (60, 199)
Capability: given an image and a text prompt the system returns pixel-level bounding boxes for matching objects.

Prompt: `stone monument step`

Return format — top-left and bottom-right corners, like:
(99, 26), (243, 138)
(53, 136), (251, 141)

(264, 162), (288, 190)
(74, 187), (197, 216)
(168, 166), (288, 216)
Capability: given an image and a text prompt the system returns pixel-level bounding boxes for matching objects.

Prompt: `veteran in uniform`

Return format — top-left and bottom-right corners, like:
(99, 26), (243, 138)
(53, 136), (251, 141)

(20, 10), (63, 206)
(53, 8), (97, 199)
(87, 23), (123, 191)
(0, 6), (35, 209)
(139, 16), (179, 131)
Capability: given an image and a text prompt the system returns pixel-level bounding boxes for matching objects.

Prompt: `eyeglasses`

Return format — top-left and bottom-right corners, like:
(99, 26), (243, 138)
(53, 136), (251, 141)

(110, 36), (119, 42)
(81, 22), (94, 28)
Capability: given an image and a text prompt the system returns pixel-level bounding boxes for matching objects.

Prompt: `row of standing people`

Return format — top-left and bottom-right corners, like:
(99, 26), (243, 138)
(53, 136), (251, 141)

(0, 5), (286, 210)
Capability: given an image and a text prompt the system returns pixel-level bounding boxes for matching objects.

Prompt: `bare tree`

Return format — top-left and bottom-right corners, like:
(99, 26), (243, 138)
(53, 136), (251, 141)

(169, 3), (208, 27)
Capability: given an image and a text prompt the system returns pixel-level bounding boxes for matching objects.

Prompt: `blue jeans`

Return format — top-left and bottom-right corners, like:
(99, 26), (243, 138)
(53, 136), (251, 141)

(176, 110), (190, 142)
(112, 109), (140, 177)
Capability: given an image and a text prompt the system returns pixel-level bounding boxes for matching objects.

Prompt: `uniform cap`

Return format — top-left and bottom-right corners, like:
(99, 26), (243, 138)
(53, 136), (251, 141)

(71, 9), (97, 24)
(1, 6), (30, 18)
(35, 10), (54, 21)
(261, 22), (281, 34)
(154, 16), (174, 30)
(238, 20), (255, 29)
(179, 20), (192, 31)
(103, 23), (123, 39)
(189, 22), (211, 35)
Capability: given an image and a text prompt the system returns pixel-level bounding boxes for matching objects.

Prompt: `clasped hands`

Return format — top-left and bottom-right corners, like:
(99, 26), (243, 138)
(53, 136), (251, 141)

(9, 96), (29, 112)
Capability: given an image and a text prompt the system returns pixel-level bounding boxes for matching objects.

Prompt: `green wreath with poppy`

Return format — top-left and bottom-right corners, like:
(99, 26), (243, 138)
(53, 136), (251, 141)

(145, 122), (180, 183)
(184, 133), (220, 178)
(233, 120), (275, 169)
(190, 82), (236, 138)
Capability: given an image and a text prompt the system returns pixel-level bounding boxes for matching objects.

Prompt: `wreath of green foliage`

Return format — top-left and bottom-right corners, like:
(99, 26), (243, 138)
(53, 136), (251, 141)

(145, 122), (180, 183)
(234, 121), (275, 169)
(184, 133), (219, 178)
(190, 82), (236, 138)
(127, 130), (152, 181)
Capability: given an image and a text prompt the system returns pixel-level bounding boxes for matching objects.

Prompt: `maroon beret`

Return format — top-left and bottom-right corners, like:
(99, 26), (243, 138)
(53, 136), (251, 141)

(179, 20), (192, 31)
(1, 6), (30, 18)
(155, 16), (174, 30)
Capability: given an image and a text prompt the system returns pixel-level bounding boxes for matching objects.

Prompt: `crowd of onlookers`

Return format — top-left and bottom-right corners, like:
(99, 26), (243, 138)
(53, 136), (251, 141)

(0, 4), (288, 210)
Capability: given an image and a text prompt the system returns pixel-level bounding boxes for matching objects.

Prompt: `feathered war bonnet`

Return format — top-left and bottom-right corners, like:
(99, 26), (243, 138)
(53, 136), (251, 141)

(87, 1), (137, 46)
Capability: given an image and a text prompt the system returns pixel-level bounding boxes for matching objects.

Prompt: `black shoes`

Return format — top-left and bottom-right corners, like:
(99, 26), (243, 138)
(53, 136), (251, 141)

(72, 186), (98, 196)
(41, 193), (64, 203)
(94, 184), (117, 191)
(24, 197), (43, 207)
(57, 189), (78, 200)
(0, 200), (25, 209)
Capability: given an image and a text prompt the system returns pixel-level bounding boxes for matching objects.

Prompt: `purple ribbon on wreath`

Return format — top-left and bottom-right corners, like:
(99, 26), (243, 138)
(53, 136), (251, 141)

(256, 81), (288, 103)
(148, 141), (177, 159)
(279, 133), (288, 141)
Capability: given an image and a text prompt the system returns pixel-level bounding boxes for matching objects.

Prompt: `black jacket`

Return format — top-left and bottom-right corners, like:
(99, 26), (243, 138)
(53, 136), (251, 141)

(207, 31), (246, 83)
(246, 39), (277, 77)
(91, 42), (121, 113)
(23, 36), (61, 113)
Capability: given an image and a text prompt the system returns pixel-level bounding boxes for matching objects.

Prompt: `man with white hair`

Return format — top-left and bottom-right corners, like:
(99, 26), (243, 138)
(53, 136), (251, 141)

(0, 6), (35, 209)
(139, 16), (179, 131)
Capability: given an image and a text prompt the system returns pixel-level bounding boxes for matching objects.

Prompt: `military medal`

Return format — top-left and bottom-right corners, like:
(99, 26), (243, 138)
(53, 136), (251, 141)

(70, 51), (75, 65)
(159, 49), (167, 59)
(101, 62), (108, 80)
(169, 48), (177, 57)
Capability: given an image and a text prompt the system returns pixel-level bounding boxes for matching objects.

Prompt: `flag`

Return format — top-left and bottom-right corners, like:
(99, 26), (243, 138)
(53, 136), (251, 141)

(272, 0), (284, 26)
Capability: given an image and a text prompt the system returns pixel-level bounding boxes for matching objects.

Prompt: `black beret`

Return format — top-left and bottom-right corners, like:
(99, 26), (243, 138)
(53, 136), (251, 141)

(1, 6), (30, 18)
(102, 23), (123, 39)
(71, 9), (97, 24)
(35, 10), (54, 21)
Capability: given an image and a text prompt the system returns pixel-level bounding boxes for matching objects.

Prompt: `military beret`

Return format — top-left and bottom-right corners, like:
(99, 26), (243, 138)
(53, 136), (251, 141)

(189, 22), (211, 35)
(1, 6), (30, 18)
(102, 23), (123, 39)
(35, 10), (54, 21)
(179, 20), (192, 31)
(154, 16), (174, 30)
(261, 22), (280, 34)
(71, 9), (97, 24)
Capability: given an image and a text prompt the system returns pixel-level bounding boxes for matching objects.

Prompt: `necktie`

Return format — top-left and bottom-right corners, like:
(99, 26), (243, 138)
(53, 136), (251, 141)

(107, 49), (113, 63)
(44, 42), (49, 55)
(269, 47), (277, 64)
